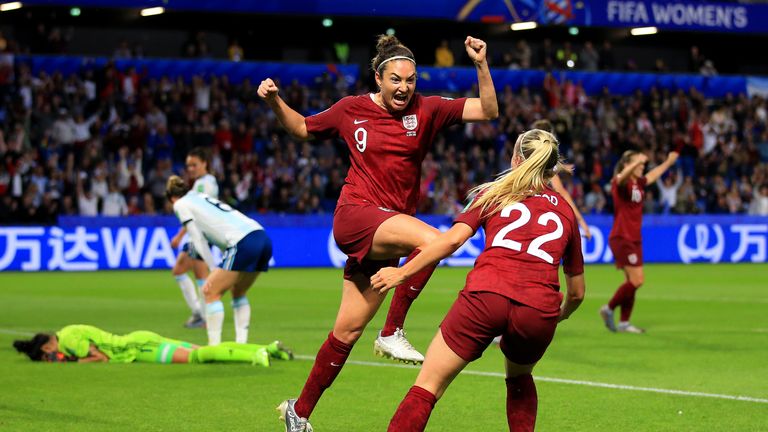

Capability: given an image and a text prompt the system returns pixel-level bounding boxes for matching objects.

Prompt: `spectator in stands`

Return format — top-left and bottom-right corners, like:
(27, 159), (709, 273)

(579, 41), (599, 71)
(434, 39), (454, 67)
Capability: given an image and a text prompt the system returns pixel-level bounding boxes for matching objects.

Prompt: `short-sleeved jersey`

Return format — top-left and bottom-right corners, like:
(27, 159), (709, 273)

(609, 177), (647, 241)
(454, 188), (584, 313)
(57, 325), (133, 362)
(192, 174), (219, 198)
(173, 192), (263, 250)
(306, 93), (466, 215)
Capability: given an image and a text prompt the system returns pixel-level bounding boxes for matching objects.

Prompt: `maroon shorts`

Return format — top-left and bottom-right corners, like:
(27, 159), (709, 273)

(609, 237), (643, 269)
(333, 203), (400, 280)
(440, 290), (559, 364)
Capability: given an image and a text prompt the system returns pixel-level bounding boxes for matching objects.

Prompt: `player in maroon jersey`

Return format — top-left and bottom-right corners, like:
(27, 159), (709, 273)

(259, 34), (498, 431)
(599, 150), (678, 333)
(372, 129), (585, 432)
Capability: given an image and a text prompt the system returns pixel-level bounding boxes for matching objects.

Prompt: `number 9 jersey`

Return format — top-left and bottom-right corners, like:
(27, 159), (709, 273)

(173, 192), (263, 250)
(454, 187), (585, 313)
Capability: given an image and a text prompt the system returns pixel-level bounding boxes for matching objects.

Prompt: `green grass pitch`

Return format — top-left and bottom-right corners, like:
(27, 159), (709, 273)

(1, 264), (767, 431)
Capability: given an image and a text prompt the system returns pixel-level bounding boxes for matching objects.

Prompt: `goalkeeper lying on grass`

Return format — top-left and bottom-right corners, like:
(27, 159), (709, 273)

(13, 324), (293, 366)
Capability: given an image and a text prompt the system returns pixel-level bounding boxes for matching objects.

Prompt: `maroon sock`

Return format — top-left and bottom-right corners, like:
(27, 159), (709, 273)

(608, 281), (635, 311)
(388, 385), (437, 432)
(620, 283), (639, 322)
(506, 374), (537, 432)
(382, 249), (437, 336)
(294, 332), (353, 419)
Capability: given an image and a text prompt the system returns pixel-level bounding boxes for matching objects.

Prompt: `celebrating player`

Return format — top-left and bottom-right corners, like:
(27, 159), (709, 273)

(166, 175), (272, 346)
(259, 34), (498, 432)
(372, 129), (585, 432)
(600, 150), (679, 333)
(13, 324), (293, 366)
(169, 147), (219, 328)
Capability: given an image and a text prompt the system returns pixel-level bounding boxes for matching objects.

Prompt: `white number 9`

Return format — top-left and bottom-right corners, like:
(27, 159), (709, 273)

(354, 127), (367, 153)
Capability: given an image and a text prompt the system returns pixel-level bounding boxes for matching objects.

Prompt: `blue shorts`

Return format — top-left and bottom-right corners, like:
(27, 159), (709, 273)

(219, 230), (272, 272)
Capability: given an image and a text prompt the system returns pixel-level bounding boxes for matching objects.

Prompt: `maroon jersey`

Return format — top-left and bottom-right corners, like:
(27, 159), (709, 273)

(305, 93), (466, 215)
(454, 188), (584, 313)
(609, 177), (647, 242)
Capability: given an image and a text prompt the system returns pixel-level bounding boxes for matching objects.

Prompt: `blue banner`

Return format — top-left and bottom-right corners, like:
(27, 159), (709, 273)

(0, 215), (765, 272)
(21, 0), (768, 33)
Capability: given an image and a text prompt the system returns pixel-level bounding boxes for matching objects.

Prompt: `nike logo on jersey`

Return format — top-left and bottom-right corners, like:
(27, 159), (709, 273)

(330, 362), (342, 367)
(353, 119), (369, 124)
(408, 286), (421, 292)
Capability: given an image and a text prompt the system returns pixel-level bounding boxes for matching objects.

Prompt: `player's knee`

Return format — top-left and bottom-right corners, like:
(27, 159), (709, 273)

(630, 275), (644, 287)
(333, 327), (364, 345)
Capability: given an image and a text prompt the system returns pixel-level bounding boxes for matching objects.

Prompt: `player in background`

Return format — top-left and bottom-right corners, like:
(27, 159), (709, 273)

(259, 34), (497, 432)
(14, 324), (293, 366)
(372, 129), (585, 432)
(599, 150), (679, 333)
(169, 147), (219, 328)
(166, 176), (272, 346)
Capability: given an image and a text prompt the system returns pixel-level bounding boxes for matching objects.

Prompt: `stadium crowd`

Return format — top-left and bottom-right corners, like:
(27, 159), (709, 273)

(0, 51), (767, 224)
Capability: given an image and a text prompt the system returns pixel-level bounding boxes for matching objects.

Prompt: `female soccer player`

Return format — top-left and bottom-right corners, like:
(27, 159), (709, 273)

(372, 129), (586, 432)
(170, 147), (219, 328)
(13, 324), (293, 366)
(599, 150), (678, 333)
(166, 175), (272, 346)
(260, 34), (497, 431)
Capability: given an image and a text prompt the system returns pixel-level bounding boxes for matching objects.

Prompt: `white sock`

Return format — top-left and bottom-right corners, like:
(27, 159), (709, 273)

(196, 279), (207, 322)
(232, 296), (251, 344)
(175, 274), (200, 315)
(206, 300), (224, 346)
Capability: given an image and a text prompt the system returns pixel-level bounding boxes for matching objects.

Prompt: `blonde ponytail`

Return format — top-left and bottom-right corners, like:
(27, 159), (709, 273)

(467, 129), (563, 216)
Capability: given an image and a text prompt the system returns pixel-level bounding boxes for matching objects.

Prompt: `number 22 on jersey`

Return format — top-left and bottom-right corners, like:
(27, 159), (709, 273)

(491, 202), (564, 264)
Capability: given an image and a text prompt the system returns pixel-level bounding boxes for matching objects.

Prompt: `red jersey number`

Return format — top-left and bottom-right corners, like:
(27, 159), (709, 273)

(491, 202), (564, 264)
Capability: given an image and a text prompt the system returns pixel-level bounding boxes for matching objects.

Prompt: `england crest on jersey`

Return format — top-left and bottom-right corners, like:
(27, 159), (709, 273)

(402, 114), (418, 130)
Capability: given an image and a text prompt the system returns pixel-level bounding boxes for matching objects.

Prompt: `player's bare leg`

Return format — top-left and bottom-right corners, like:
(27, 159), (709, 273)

(202, 268), (239, 345)
(388, 329), (468, 431)
(372, 214), (440, 364)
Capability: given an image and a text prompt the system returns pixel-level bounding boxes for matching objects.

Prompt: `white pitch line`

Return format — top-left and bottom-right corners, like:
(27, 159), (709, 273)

(294, 355), (768, 404)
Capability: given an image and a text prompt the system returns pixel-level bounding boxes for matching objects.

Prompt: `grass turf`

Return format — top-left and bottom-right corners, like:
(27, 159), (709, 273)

(0, 264), (766, 431)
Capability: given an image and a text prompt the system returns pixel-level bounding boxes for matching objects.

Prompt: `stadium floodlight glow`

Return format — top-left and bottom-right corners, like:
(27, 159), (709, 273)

(0, 2), (22, 12)
(510, 21), (537, 31)
(70, 7), (81, 17)
(630, 26), (658, 36)
(140, 6), (164, 16)
(322, 18), (333, 27)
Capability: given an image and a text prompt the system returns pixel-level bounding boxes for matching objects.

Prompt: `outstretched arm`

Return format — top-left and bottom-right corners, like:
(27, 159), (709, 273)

(185, 222), (216, 270)
(461, 36), (499, 122)
(644, 151), (679, 185)
(371, 223), (475, 293)
(257, 78), (312, 140)
(550, 175), (591, 240)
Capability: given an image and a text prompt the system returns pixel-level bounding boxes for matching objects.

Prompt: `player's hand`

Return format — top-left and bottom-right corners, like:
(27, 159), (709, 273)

(257, 78), (279, 101)
(370, 267), (405, 294)
(666, 151), (680, 164)
(578, 218), (592, 240)
(170, 235), (182, 249)
(464, 36), (487, 65)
